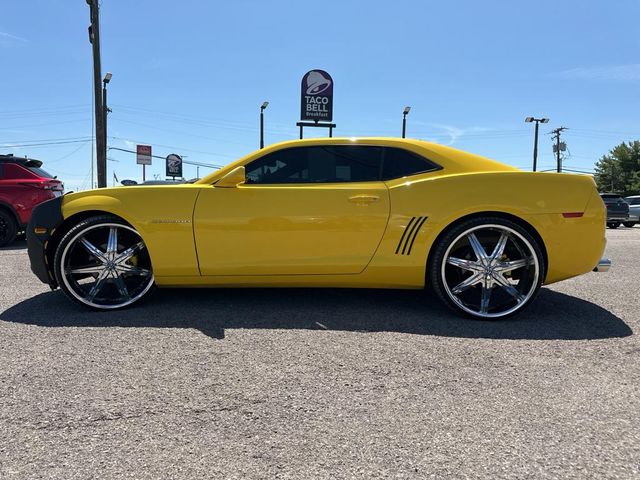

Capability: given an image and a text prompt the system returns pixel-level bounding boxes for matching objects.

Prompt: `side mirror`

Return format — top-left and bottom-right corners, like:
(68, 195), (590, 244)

(215, 166), (245, 188)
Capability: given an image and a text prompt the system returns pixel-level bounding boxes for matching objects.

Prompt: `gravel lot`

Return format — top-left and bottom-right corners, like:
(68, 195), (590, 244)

(1, 228), (638, 479)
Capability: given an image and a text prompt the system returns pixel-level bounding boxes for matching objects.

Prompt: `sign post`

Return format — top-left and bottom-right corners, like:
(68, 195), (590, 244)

(297, 69), (336, 138)
(165, 153), (183, 180)
(136, 145), (152, 182)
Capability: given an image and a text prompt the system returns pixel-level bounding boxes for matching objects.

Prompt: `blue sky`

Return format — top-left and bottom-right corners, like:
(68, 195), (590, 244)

(1, 0), (639, 190)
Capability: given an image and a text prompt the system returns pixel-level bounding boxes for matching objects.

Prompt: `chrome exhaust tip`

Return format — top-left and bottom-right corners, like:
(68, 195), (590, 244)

(593, 258), (612, 272)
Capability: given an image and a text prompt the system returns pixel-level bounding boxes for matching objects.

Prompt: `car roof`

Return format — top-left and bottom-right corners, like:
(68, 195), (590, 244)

(0, 154), (43, 168)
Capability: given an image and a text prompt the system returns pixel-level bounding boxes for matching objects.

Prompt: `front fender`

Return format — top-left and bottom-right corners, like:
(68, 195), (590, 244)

(61, 186), (202, 277)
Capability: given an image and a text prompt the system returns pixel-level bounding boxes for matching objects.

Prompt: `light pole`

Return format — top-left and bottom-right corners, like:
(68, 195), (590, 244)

(525, 116), (549, 172)
(402, 106), (411, 138)
(102, 72), (112, 160)
(260, 101), (269, 149)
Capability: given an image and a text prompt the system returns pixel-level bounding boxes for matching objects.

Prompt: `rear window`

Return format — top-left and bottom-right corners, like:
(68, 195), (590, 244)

(600, 194), (622, 202)
(381, 148), (441, 180)
(27, 166), (55, 179)
(625, 197), (640, 206)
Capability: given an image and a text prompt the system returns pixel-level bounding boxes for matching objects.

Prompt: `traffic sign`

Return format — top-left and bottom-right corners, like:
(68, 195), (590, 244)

(136, 145), (152, 165)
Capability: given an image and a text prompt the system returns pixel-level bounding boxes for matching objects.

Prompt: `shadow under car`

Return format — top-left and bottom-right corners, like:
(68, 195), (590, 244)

(0, 287), (631, 341)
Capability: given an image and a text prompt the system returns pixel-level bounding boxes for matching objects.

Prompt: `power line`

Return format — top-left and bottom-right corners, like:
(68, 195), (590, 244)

(109, 136), (237, 159)
(0, 136), (93, 144)
(110, 117), (258, 148)
(0, 118), (91, 130)
(107, 147), (223, 168)
(0, 138), (93, 148)
(0, 104), (90, 115)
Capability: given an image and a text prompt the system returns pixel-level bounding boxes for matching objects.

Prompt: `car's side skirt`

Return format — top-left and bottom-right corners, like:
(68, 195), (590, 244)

(154, 273), (425, 289)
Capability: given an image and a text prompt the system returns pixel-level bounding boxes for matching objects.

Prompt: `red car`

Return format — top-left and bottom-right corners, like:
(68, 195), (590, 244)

(0, 154), (64, 246)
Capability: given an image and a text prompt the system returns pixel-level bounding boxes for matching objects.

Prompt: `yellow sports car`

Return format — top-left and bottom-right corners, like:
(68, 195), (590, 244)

(27, 137), (609, 319)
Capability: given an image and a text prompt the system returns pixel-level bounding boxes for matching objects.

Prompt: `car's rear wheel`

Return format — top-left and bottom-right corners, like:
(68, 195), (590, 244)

(623, 222), (636, 228)
(0, 209), (18, 247)
(429, 217), (544, 320)
(54, 215), (155, 310)
(607, 222), (621, 229)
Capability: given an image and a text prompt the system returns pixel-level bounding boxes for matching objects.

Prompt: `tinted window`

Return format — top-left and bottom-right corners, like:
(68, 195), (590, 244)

(381, 148), (440, 180)
(27, 166), (55, 179)
(625, 197), (640, 205)
(601, 194), (623, 203)
(245, 146), (382, 184)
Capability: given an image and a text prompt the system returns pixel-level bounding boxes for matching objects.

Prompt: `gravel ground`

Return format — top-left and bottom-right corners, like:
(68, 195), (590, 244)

(0, 229), (638, 479)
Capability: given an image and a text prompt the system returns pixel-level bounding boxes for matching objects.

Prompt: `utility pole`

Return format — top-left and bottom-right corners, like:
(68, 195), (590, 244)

(87, 0), (106, 188)
(551, 127), (567, 173)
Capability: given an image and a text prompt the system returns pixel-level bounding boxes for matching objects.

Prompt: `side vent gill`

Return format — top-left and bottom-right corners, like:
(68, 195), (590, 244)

(395, 216), (428, 255)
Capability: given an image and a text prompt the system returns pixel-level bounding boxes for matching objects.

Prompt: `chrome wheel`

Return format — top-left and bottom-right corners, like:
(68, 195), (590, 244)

(440, 224), (540, 319)
(59, 222), (154, 309)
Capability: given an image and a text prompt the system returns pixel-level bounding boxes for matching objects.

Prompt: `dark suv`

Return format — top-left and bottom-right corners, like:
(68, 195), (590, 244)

(0, 154), (64, 246)
(600, 193), (629, 229)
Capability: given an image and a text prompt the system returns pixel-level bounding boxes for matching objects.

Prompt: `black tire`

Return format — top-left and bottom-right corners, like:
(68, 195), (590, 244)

(54, 215), (155, 310)
(428, 216), (545, 320)
(607, 222), (620, 229)
(623, 222), (636, 228)
(0, 209), (18, 247)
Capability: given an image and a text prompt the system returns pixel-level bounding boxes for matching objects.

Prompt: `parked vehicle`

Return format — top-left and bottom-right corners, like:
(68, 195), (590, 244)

(27, 138), (609, 319)
(0, 154), (64, 246)
(623, 195), (640, 227)
(599, 193), (629, 228)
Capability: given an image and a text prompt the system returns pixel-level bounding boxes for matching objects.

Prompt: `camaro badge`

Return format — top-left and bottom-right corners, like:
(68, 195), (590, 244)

(150, 219), (191, 224)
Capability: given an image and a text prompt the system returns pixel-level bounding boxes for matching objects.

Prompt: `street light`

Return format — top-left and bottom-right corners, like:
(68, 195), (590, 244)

(402, 106), (411, 138)
(102, 72), (112, 162)
(525, 116), (549, 172)
(260, 101), (269, 149)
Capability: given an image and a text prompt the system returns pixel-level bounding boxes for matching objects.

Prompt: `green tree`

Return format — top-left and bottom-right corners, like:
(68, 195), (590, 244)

(594, 141), (640, 196)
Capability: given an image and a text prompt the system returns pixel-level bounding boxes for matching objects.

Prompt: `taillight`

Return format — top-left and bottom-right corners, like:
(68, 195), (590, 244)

(19, 181), (63, 191)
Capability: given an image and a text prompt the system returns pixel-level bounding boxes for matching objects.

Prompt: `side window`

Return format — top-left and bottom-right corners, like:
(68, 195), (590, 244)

(381, 148), (440, 180)
(245, 148), (307, 184)
(0, 165), (3, 179)
(245, 146), (382, 184)
(322, 146), (382, 182)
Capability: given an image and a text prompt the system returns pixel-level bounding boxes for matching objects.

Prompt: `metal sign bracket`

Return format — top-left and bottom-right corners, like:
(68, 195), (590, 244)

(296, 121), (337, 139)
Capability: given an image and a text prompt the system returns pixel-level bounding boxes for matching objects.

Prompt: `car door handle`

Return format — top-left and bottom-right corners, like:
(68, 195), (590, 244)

(348, 194), (380, 205)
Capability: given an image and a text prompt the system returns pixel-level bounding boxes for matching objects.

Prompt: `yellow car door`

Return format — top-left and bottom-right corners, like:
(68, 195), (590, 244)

(193, 145), (390, 275)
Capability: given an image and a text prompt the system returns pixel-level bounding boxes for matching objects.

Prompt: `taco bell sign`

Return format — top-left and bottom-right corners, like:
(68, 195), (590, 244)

(300, 69), (333, 122)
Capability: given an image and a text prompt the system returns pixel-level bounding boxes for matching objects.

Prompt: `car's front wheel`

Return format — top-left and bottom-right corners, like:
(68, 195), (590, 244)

(623, 222), (636, 228)
(607, 222), (621, 229)
(54, 215), (155, 310)
(429, 217), (544, 320)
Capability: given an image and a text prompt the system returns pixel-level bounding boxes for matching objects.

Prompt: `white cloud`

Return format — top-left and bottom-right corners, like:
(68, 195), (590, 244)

(553, 64), (640, 81)
(412, 122), (491, 145)
(0, 31), (27, 44)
